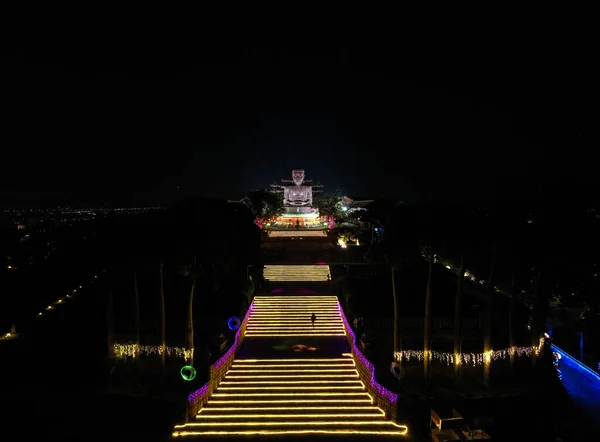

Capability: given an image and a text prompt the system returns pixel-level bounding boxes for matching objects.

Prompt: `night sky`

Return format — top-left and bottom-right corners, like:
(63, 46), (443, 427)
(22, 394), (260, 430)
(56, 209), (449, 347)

(1, 36), (594, 207)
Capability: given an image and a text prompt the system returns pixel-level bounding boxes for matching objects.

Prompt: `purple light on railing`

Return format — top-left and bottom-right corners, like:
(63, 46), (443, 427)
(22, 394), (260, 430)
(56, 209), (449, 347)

(212, 304), (254, 372)
(188, 303), (254, 404)
(271, 287), (285, 293)
(188, 382), (209, 404)
(316, 261), (326, 265)
(339, 303), (397, 404)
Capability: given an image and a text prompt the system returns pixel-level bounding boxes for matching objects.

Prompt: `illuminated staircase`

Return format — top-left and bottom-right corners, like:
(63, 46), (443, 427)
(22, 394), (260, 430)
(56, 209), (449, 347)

(263, 264), (331, 282)
(172, 356), (408, 437)
(173, 295), (407, 437)
(245, 295), (345, 337)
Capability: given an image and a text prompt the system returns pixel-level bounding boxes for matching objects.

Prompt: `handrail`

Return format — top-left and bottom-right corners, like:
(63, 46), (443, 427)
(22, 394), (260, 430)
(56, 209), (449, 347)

(186, 303), (254, 420)
(339, 301), (398, 421)
(551, 343), (600, 382)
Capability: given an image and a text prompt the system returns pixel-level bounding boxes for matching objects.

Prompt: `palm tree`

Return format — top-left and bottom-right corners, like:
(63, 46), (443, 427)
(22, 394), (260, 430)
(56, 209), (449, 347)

(243, 275), (255, 309)
(390, 262), (400, 360)
(133, 272), (140, 359)
(483, 243), (496, 388)
(180, 256), (200, 366)
(342, 284), (354, 319)
(508, 274), (516, 373)
(107, 288), (114, 358)
(453, 253), (466, 380)
(423, 246), (433, 381)
(530, 267), (542, 368)
(159, 260), (166, 373)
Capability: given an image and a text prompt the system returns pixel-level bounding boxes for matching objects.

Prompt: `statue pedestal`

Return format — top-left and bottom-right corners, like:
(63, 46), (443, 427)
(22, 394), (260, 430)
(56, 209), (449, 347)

(283, 206), (314, 215)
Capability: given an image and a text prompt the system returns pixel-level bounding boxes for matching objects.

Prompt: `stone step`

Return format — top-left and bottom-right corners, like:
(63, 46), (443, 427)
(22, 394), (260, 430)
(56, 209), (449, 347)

(210, 392), (373, 401)
(227, 368), (357, 375)
(195, 411), (387, 420)
(198, 405), (383, 415)
(172, 420), (408, 437)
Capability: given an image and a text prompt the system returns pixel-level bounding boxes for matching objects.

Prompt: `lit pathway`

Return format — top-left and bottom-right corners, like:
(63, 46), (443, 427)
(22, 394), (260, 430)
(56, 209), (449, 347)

(172, 295), (407, 437)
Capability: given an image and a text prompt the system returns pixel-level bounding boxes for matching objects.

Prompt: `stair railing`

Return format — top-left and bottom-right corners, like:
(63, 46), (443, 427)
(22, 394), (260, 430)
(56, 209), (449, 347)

(186, 303), (254, 421)
(339, 301), (399, 422)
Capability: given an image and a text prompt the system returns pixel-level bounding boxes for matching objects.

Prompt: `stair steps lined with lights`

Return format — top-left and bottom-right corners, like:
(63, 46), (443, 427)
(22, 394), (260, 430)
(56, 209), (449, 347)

(172, 356), (408, 437)
(263, 264), (331, 282)
(245, 295), (345, 338)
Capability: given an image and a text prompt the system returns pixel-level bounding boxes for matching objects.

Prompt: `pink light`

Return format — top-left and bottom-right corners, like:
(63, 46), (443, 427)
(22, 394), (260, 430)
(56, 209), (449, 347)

(329, 216), (334, 229)
(316, 261), (326, 265)
(297, 287), (316, 294)
(271, 288), (285, 293)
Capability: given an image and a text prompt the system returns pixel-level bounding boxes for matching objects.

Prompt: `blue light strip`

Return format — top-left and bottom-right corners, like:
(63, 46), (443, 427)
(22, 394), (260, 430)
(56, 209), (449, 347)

(551, 344), (600, 382)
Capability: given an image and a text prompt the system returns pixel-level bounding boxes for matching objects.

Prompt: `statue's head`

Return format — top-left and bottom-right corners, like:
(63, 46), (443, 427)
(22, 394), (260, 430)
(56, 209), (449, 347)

(292, 169), (305, 186)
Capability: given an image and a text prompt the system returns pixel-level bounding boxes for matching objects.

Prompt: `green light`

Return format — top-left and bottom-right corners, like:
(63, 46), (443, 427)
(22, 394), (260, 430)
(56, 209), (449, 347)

(181, 365), (197, 381)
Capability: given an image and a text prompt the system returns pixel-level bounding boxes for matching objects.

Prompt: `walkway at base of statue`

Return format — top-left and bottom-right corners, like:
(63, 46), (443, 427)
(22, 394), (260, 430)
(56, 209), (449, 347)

(268, 230), (328, 238)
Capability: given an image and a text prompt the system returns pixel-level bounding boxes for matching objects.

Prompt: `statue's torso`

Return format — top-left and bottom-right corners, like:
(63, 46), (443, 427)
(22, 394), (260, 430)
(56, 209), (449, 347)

(284, 185), (312, 206)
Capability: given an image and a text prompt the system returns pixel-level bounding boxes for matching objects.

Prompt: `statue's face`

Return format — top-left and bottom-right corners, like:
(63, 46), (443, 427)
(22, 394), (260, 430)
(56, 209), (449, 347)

(292, 169), (304, 186)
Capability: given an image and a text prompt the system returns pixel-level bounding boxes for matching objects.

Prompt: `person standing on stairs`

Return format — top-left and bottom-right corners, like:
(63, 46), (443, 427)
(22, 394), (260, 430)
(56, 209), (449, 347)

(311, 313), (316, 328)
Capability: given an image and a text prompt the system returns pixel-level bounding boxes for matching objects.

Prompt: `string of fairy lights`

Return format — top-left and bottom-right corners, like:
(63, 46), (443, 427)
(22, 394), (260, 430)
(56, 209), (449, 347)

(394, 338), (545, 366)
(112, 343), (194, 360)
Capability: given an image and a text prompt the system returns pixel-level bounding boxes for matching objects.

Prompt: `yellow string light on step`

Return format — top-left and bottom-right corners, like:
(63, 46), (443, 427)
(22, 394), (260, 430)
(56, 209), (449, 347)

(196, 413), (385, 419)
(244, 333), (346, 337)
(218, 386), (365, 390)
(250, 313), (341, 316)
(227, 369), (358, 373)
(230, 364), (354, 368)
(208, 399), (374, 404)
(212, 392), (371, 397)
(175, 421), (407, 428)
(198, 406), (383, 412)
(226, 374), (358, 379)
(254, 297), (336, 299)
(173, 429), (408, 437)
(235, 358), (352, 362)
(221, 381), (363, 386)
(247, 325), (343, 328)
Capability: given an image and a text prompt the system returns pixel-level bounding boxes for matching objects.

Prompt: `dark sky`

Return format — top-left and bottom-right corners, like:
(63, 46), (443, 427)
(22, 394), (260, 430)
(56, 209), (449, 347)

(1, 36), (595, 207)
